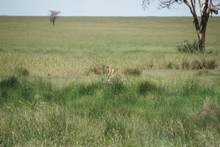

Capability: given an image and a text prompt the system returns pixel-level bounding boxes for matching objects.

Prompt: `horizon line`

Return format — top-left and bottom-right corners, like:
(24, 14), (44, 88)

(0, 15), (197, 17)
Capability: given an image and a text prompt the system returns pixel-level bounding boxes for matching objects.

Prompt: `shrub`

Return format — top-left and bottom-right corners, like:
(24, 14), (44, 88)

(177, 40), (200, 53)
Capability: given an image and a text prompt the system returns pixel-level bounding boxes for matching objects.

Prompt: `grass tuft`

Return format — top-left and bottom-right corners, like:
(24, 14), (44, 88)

(138, 80), (159, 95)
(0, 75), (19, 89)
(74, 82), (100, 97)
(17, 67), (30, 77)
(204, 59), (218, 69)
(123, 67), (142, 76)
(181, 59), (191, 69)
(181, 58), (218, 70)
(166, 62), (178, 69)
(86, 64), (108, 76)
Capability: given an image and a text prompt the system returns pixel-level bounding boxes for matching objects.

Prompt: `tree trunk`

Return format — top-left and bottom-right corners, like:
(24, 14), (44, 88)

(198, 13), (209, 52)
(184, 0), (211, 52)
(193, 16), (206, 52)
(197, 0), (210, 52)
(193, 13), (209, 52)
(197, 30), (206, 52)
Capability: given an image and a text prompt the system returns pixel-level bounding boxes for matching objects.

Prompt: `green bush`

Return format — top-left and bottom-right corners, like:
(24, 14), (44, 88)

(177, 40), (200, 53)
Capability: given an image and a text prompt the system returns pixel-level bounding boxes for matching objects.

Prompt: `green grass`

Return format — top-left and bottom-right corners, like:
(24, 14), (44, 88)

(0, 16), (220, 146)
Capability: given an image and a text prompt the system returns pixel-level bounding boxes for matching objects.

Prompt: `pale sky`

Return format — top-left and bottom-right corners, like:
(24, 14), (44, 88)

(0, 0), (217, 17)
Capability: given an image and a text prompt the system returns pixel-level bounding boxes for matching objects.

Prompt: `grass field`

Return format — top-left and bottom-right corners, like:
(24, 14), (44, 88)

(0, 16), (220, 146)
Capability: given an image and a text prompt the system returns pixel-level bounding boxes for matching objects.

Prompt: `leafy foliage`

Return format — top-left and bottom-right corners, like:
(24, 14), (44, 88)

(177, 40), (200, 53)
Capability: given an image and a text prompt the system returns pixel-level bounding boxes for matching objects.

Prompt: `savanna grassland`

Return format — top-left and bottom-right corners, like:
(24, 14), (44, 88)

(0, 16), (220, 146)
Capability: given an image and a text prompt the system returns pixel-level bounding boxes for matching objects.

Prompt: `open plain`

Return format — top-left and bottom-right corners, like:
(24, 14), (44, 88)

(0, 16), (220, 146)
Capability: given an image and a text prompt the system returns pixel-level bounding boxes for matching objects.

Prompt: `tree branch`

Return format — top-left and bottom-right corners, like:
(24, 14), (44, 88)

(159, 0), (176, 9)
(190, 0), (197, 15)
(142, 0), (151, 9)
(141, 0), (219, 51)
(199, 0), (210, 32)
(183, 0), (200, 31)
(183, 0), (193, 14)
(142, 0), (219, 16)
(209, 0), (220, 15)
(198, 0), (203, 15)
(142, 0), (183, 9)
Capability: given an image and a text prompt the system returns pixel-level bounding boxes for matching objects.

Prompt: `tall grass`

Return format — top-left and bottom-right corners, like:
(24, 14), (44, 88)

(0, 16), (220, 146)
(0, 73), (219, 146)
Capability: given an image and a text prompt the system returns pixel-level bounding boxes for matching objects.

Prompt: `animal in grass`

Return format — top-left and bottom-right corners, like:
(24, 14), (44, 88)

(107, 64), (115, 80)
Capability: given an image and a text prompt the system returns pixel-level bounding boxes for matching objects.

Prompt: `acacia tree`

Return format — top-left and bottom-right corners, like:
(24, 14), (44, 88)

(49, 10), (61, 25)
(142, 0), (220, 52)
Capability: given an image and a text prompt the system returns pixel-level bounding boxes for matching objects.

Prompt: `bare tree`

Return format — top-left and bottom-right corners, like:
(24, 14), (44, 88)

(142, 0), (220, 52)
(49, 10), (61, 25)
